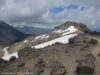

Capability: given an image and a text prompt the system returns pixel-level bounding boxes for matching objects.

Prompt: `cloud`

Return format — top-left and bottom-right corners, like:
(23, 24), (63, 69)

(0, 0), (100, 30)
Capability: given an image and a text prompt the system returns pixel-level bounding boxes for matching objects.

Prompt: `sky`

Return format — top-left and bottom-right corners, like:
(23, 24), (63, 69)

(0, 0), (100, 31)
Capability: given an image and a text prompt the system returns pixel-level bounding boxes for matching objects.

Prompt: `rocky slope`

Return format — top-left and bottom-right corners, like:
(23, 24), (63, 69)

(0, 21), (100, 75)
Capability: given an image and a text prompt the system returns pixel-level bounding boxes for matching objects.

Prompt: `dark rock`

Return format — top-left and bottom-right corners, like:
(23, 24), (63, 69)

(89, 39), (98, 45)
(76, 53), (96, 74)
(34, 59), (46, 75)
(55, 42), (63, 45)
(98, 53), (100, 57)
(10, 56), (16, 61)
(75, 60), (80, 63)
(77, 66), (94, 74)
(0, 58), (8, 64)
(69, 38), (75, 44)
(18, 62), (25, 67)
(65, 51), (69, 53)
(80, 48), (84, 51)
(50, 61), (66, 75)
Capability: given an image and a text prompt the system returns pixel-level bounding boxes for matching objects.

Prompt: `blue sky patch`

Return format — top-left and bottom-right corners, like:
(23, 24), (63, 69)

(50, 7), (64, 13)
(80, 7), (84, 11)
(66, 4), (79, 9)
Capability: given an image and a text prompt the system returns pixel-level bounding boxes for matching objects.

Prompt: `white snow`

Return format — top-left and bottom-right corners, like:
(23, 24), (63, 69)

(62, 26), (78, 36)
(31, 34), (77, 49)
(1, 52), (18, 61)
(52, 26), (78, 36)
(35, 35), (42, 40)
(31, 26), (78, 49)
(24, 40), (29, 43)
(32, 34), (49, 42)
(40, 34), (48, 39)
(3, 47), (9, 55)
(45, 35), (50, 38)
(53, 29), (62, 33)
(1, 47), (18, 61)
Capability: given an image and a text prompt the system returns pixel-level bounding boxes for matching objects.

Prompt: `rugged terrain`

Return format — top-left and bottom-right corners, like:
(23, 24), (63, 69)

(0, 21), (100, 75)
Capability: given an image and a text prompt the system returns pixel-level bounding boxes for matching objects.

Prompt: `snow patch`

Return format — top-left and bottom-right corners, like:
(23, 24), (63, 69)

(24, 40), (29, 43)
(31, 34), (77, 49)
(1, 47), (18, 61)
(52, 26), (78, 36)
(32, 34), (49, 42)
(45, 35), (50, 38)
(62, 26), (78, 36)
(53, 29), (62, 33)
(1, 52), (18, 61)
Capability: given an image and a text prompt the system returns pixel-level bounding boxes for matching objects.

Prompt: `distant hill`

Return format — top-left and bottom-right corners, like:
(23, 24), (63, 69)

(15, 26), (52, 35)
(0, 21), (28, 46)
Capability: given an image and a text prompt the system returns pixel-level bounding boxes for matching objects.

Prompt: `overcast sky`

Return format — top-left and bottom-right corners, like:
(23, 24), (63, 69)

(0, 0), (100, 30)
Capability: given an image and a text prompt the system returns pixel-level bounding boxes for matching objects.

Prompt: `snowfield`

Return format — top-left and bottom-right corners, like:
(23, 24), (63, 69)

(32, 34), (77, 49)
(53, 26), (78, 36)
(61, 26), (78, 36)
(31, 25), (78, 49)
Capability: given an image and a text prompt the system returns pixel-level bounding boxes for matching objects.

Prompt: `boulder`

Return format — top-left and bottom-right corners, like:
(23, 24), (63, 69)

(18, 47), (38, 58)
(76, 53), (96, 74)
(50, 61), (66, 75)
(10, 56), (16, 61)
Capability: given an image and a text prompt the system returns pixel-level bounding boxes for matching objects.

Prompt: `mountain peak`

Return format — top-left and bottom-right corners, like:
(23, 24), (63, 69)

(54, 21), (90, 33)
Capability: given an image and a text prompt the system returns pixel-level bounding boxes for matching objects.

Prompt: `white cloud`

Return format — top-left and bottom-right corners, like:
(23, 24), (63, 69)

(0, 0), (100, 30)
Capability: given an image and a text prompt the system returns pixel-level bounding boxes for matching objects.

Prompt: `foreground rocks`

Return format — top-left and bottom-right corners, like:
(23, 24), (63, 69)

(76, 53), (96, 75)
(0, 34), (99, 75)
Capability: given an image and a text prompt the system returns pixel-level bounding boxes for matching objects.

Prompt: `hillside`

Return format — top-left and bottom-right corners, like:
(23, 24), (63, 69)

(0, 21), (100, 75)
(0, 21), (28, 46)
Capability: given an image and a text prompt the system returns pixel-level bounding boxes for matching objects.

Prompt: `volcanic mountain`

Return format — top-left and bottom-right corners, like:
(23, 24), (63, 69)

(0, 21), (100, 75)
(0, 21), (28, 46)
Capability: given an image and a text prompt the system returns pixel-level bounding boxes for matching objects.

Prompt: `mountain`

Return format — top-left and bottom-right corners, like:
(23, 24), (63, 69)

(0, 21), (100, 75)
(15, 26), (52, 35)
(0, 21), (28, 46)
